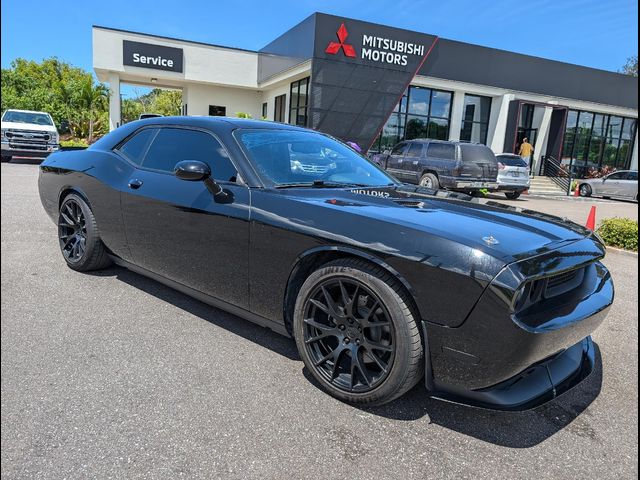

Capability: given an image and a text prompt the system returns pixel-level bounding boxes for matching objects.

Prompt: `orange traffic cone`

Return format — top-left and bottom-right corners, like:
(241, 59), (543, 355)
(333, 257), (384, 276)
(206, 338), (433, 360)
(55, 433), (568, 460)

(573, 182), (580, 197)
(585, 206), (596, 231)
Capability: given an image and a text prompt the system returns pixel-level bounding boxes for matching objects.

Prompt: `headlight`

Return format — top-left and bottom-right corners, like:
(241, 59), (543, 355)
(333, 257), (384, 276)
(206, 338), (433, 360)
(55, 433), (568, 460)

(1, 128), (7, 140)
(49, 132), (59, 144)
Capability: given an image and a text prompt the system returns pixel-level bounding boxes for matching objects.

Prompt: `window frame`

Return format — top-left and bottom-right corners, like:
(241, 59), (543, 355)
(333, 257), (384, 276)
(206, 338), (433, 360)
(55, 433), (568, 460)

(459, 94), (492, 145)
(288, 77), (310, 127)
(112, 125), (240, 182)
(274, 94), (286, 123)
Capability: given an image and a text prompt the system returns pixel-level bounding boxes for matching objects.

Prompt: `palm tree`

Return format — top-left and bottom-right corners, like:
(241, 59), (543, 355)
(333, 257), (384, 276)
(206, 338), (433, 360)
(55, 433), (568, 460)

(76, 79), (109, 142)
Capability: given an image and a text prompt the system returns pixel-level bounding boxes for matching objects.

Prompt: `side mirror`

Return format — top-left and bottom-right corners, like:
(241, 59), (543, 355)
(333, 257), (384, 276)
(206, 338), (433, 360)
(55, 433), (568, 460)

(174, 160), (211, 181)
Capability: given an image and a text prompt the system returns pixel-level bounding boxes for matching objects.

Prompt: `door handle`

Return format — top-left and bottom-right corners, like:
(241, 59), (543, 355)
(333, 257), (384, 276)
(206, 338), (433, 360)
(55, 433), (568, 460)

(128, 179), (143, 189)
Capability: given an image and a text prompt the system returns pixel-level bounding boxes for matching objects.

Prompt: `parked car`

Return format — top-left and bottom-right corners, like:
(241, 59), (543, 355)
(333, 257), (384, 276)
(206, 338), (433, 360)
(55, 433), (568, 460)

(138, 113), (164, 120)
(377, 139), (498, 192)
(1, 109), (59, 162)
(38, 117), (613, 409)
(495, 153), (531, 199)
(578, 170), (638, 202)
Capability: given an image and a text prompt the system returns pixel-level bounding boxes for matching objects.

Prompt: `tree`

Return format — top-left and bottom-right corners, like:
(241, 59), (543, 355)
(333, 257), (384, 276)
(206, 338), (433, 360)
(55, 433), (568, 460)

(621, 55), (638, 77)
(74, 78), (109, 142)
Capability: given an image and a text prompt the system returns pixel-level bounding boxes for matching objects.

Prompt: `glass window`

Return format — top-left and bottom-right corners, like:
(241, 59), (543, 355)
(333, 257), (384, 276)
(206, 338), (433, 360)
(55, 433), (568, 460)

(391, 142), (408, 155)
(115, 128), (158, 165)
(405, 116), (428, 140)
(406, 143), (423, 157)
(496, 154), (527, 167)
(606, 172), (627, 180)
(274, 94), (286, 122)
(460, 94), (492, 144)
(460, 144), (496, 163)
(426, 143), (455, 160)
(289, 77), (309, 126)
(408, 87), (430, 116)
(209, 105), (226, 116)
(627, 171), (638, 181)
(427, 118), (449, 140)
(430, 91), (452, 118)
(262, 102), (268, 119)
(142, 128), (237, 181)
(236, 129), (397, 187)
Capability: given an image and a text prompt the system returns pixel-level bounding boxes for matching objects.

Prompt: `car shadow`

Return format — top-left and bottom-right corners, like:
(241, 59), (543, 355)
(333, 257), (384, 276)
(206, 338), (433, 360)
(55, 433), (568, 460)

(88, 265), (300, 361)
(357, 345), (603, 448)
(90, 265), (603, 449)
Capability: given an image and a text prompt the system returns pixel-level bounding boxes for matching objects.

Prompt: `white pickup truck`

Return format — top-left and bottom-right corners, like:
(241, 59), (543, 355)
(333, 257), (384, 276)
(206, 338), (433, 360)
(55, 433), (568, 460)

(1, 109), (60, 162)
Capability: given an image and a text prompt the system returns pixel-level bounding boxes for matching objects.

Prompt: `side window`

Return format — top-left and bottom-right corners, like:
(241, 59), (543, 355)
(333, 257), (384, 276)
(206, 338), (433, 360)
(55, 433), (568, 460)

(142, 128), (238, 182)
(427, 143), (456, 160)
(406, 143), (423, 158)
(115, 128), (158, 165)
(606, 172), (626, 181)
(391, 143), (408, 156)
(626, 171), (638, 181)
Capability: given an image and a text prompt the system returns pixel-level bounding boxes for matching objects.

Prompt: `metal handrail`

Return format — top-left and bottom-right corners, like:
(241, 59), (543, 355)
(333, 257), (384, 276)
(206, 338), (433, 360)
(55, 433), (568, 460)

(543, 156), (572, 195)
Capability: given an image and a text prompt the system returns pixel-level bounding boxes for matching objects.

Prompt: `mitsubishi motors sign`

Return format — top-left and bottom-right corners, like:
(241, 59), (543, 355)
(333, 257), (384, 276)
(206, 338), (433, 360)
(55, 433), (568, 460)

(319, 19), (430, 70)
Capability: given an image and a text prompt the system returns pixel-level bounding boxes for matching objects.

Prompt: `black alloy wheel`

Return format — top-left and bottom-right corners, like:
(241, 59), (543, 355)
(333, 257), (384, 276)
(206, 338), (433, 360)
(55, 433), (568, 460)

(57, 194), (111, 271)
(302, 278), (395, 393)
(59, 198), (87, 263)
(294, 258), (424, 406)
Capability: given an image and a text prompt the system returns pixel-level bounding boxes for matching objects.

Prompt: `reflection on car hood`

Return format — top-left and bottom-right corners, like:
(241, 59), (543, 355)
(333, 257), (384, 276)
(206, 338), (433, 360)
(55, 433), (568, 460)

(278, 185), (595, 264)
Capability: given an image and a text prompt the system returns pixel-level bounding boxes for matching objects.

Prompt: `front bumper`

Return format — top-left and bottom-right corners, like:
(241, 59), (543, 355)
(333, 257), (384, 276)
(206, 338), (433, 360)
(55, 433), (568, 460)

(2, 141), (58, 158)
(425, 237), (613, 410)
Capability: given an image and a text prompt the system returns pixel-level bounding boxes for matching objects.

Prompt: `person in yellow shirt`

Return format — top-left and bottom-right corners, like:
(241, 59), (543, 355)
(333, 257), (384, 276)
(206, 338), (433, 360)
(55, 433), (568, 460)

(519, 138), (534, 174)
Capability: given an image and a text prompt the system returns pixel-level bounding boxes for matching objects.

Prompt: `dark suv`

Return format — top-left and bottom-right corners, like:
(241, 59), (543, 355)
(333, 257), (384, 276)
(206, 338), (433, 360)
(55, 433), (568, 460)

(376, 139), (499, 191)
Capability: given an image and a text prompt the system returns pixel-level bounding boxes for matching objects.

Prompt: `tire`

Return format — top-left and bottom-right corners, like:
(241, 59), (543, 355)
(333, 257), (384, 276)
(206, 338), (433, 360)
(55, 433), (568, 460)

(505, 191), (521, 200)
(293, 258), (424, 406)
(419, 173), (439, 189)
(1, 155), (11, 163)
(58, 193), (112, 271)
(579, 184), (592, 197)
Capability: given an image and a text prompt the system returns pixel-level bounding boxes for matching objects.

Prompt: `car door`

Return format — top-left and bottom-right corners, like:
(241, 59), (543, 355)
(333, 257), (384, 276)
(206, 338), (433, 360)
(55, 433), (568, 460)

(403, 142), (425, 183)
(619, 171), (637, 199)
(118, 126), (251, 309)
(385, 142), (409, 180)
(600, 171), (626, 197)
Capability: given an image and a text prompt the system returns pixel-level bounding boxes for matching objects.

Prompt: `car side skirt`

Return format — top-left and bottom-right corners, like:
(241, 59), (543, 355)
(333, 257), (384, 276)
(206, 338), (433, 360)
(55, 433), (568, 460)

(111, 256), (291, 338)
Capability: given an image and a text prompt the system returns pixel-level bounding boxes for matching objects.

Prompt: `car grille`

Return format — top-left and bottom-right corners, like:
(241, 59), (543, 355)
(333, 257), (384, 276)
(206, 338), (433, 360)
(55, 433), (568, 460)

(6, 129), (54, 151)
(515, 267), (586, 312)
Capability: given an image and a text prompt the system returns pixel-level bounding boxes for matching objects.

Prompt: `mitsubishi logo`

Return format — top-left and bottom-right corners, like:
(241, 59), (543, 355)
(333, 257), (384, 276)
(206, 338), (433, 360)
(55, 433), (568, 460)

(325, 23), (356, 58)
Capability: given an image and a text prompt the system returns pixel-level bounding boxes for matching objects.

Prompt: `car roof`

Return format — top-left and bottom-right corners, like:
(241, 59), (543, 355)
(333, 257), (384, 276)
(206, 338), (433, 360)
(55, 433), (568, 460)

(3, 109), (52, 115)
(403, 139), (487, 147)
(133, 115), (307, 131)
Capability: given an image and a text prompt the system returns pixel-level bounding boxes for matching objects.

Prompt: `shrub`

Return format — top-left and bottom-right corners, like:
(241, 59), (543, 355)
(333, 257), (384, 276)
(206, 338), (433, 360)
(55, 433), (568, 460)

(596, 217), (638, 252)
(236, 112), (252, 119)
(60, 139), (89, 148)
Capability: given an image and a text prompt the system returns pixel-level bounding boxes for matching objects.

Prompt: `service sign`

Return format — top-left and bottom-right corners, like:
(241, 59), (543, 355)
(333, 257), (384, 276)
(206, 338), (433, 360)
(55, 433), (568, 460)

(123, 40), (184, 73)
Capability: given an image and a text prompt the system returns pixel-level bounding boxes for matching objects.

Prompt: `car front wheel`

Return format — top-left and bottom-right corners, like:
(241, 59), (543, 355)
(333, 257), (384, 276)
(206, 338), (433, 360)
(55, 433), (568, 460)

(579, 184), (592, 197)
(58, 194), (112, 271)
(293, 258), (424, 406)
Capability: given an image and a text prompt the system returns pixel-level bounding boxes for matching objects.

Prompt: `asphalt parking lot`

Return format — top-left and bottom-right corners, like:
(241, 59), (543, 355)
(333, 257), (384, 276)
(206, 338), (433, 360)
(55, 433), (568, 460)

(1, 162), (638, 479)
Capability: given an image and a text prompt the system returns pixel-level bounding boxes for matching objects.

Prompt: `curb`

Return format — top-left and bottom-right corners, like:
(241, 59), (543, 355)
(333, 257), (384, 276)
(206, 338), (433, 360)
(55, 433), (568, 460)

(605, 246), (638, 258)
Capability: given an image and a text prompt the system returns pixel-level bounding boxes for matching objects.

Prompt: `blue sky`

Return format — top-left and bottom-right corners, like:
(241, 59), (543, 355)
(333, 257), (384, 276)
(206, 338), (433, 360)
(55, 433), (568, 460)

(2, 0), (637, 81)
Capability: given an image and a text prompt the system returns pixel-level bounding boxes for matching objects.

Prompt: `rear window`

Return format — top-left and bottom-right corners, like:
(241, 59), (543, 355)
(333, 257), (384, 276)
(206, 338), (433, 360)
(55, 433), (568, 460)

(496, 155), (527, 167)
(460, 144), (497, 163)
(426, 143), (456, 160)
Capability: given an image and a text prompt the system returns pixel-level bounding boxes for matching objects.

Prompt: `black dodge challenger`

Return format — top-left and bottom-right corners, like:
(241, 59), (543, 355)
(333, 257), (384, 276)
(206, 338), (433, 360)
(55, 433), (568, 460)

(38, 117), (614, 409)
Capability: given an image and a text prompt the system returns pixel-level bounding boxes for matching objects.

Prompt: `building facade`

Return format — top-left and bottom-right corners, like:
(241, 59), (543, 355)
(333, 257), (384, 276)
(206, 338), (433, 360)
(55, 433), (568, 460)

(93, 12), (638, 174)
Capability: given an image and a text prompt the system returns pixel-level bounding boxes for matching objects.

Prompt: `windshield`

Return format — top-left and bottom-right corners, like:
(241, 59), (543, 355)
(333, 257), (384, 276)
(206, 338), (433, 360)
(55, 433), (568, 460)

(2, 110), (53, 126)
(496, 155), (527, 167)
(235, 129), (397, 187)
(460, 144), (497, 163)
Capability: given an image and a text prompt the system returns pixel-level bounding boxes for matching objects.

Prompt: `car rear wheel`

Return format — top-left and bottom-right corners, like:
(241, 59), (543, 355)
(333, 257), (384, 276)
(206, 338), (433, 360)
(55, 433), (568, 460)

(505, 191), (521, 200)
(1, 155), (11, 163)
(293, 258), (424, 406)
(579, 184), (592, 197)
(58, 194), (112, 271)
(419, 173), (439, 189)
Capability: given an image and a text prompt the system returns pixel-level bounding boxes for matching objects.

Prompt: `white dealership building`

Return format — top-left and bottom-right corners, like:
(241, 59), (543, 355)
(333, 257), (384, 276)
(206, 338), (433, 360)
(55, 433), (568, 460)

(93, 12), (638, 176)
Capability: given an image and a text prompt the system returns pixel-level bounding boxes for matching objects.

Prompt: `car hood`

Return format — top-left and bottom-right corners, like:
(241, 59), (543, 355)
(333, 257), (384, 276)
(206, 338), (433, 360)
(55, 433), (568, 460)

(278, 185), (595, 264)
(1, 121), (57, 132)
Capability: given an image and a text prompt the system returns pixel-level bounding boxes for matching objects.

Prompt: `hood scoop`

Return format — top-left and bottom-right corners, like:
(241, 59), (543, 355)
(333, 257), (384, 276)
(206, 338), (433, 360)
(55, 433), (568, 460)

(392, 198), (426, 209)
